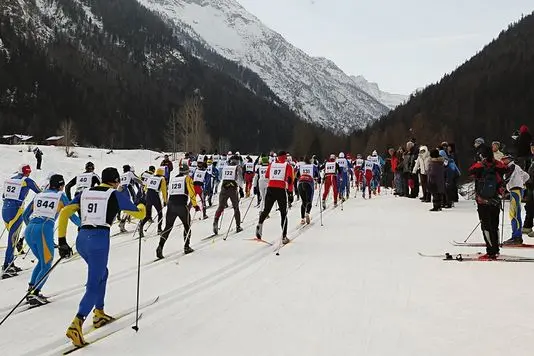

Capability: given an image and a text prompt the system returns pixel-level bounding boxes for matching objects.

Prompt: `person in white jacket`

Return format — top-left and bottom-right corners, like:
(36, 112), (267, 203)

(413, 145), (431, 202)
(252, 156), (270, 214)
(502, 155), (530, 244)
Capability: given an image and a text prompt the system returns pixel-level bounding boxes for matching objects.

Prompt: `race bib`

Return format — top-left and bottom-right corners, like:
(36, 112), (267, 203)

(206, 166), (213, 175)
(80, 189), (113, 226)
(245, 162), (254, 172)
(222, 166), (236, 181)
(355, 159), (364, 168)
(77, 173), (93, 190)
(365, 161), (374, 170)
(120, 173), (132, 186)
(169, 176), (186, 196)
(270, 163), (287, 181)
(194, 169), (207, 183)
(336, 159), (347, 169)
(147, 176), (163, 191)
(3, 178), (23, 200)
(141, 172), (152, 185)
(299, 164), (314, 177)
(32, 191), (62, 219)
(325, 162), (336, 174)
(259, 166), (268, 179)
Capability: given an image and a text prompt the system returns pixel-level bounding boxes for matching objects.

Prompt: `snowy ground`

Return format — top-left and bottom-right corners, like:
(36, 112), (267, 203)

(1, 145), (534, 355)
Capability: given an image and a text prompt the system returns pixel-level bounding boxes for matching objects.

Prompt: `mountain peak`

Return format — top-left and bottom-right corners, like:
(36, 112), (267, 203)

(138, 0), (390, 133)
(350, 75), (407, 109)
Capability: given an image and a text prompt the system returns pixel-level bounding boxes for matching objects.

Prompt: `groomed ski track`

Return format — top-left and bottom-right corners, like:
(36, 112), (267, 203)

(1, 146), (534, 355)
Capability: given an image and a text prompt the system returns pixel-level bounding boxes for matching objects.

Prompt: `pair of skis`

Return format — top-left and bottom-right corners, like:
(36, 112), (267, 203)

(418, 251), (534, 262)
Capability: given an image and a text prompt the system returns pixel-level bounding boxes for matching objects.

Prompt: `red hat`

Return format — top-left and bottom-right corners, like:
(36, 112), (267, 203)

(20, 164), (31, 176)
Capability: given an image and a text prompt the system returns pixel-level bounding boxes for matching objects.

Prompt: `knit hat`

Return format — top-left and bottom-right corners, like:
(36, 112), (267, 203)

(429, 149), (440, 158)
(102, 167), (120, 184)
(49, 174), (65, 190)
(261, 156), (269, 165)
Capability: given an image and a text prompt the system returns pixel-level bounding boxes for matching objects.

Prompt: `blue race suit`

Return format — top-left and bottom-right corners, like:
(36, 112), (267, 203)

(2, 174), (40, 269)
(22, 190), (80, 290)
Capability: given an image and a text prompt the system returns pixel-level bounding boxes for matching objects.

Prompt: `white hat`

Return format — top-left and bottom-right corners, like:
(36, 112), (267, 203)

(339, 152), (345, 158)
(330, 154), (336, 159)
(372, 150), (377, 156)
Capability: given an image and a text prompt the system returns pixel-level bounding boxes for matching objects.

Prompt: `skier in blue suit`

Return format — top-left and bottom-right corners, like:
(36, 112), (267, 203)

(2, 164), (41, 279)
(22, 174), (81, 305)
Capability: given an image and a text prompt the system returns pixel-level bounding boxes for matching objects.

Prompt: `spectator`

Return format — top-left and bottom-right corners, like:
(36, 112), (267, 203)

(515, 125), (532, 170)
(33, 147), (43, 170)
(492, 141), (504, 161)
(160, 154), (174, 183)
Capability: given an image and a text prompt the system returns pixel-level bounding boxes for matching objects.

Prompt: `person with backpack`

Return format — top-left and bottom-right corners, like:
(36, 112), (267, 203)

(468, 146), (508, 260)
(501, 155), (530, 245)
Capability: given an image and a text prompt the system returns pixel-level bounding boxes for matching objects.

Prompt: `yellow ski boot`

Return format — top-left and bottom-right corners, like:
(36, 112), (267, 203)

(93, 309), (115, 328)
(66, 316), (87, 347)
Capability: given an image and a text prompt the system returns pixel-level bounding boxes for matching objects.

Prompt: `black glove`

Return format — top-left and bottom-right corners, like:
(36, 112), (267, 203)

(194, 205), (201, 212)
(239, 187), (244, 198)
(253, 186), (259, 195)
(58, 237), (73, 259)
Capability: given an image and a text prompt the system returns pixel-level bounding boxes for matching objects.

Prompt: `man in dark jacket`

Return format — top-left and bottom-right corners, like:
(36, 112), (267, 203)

(160, 154), (174, 183)
(428, 149), (445, 211)
(33, 147), (43, 170)
(468, 146), (508, 260)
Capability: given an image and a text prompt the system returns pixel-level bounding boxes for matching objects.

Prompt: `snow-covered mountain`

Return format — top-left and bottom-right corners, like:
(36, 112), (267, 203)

(351, 75), (407, 109)
(137, 0), (390, 133)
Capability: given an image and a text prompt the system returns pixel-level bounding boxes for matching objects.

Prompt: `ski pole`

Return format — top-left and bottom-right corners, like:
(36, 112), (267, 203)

(463, 221), (481, 243)
(0, 257), (63, 326)
(500, 197), (506, 245)
(223, 212), (236, 241)
(183, 211), (198, 248)
(132, 222), (142, 332)
(241, 195), (255, 224)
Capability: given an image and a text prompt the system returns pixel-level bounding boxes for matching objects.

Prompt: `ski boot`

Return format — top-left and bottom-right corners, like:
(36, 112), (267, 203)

(184, 245), (195, 255)
(2, 266), (18, 279)
(255, 224), (263, 239)
(119, 221), (127, 233)
(282, 236), (290, 244)
(213, 220), (219, 235)
(236, 226), (243, 233)
(503, 237), (523, 245)
(334, 202), (338, 208)
(66, 316), (87, 347)
(157, 227), (163, 235)
(322, 200), (326, 210)
(305, 214), (311, 224)
(202, 214), (209, 220)
(300, 219), (306, 225)
(27, 290), (49, 307)
(93, 309), (115, 328)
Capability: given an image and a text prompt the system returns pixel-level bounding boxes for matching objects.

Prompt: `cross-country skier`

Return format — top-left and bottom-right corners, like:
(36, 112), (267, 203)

(65, 162), (101, 200)
(207, 159), (219, 205)
(468, 146), (508, 260)
(297, 156), (320, 224)
(118, 165), (144, 232)
(139, 168), (167, 237)
(253, 156), (270, 212)
(321, 154), (341, 209)
(191, 161), (210, 219)
(2, 164), (41, 279)
(256, 151), (294, 244)
(362, 156), (375, 199)
(353, 154), (364, 193)
(244, 156), (255, 198)
(213, 155), (244, 234)
(21, 175), (80, 305)
(336, 152), (351, 201)
(58, 167), (146, 347)
(501, 155), (530, 245)
(157, 164), (200, 258)
(140, 166), (155, 187)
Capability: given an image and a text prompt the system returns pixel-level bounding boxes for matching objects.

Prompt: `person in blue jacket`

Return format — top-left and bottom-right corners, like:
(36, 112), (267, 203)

(439, 149), (461, 208)
(336, 152), (352, 201)
(2, 164), (41, 279)
(22, 174), (81, 306)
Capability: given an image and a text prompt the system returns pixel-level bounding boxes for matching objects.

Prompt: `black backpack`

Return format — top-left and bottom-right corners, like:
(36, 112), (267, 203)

(477, 166), (498, 199)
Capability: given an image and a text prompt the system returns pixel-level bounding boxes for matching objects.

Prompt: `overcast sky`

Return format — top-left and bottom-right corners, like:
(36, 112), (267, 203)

(237, 0), (533, 94)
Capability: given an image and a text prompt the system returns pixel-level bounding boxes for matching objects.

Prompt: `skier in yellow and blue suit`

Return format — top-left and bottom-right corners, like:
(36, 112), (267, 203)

(2, 164), (41, 279)
(22, 174), (81, 306)
(57, 167), (146, 347)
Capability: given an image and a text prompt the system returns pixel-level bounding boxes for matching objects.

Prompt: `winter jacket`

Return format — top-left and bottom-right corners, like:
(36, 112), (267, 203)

(515, 125), (532, 158)
(506, 162), (530, 191)
(403, 151), (416, 174)
(413, 145), (430, 175)
(469, 159), (508, 206)
(427, 157), (445, 194)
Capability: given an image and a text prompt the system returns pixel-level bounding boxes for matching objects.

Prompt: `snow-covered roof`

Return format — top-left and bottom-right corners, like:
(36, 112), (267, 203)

(46, 135), (64, 141)
(2, 134), (33, 141)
